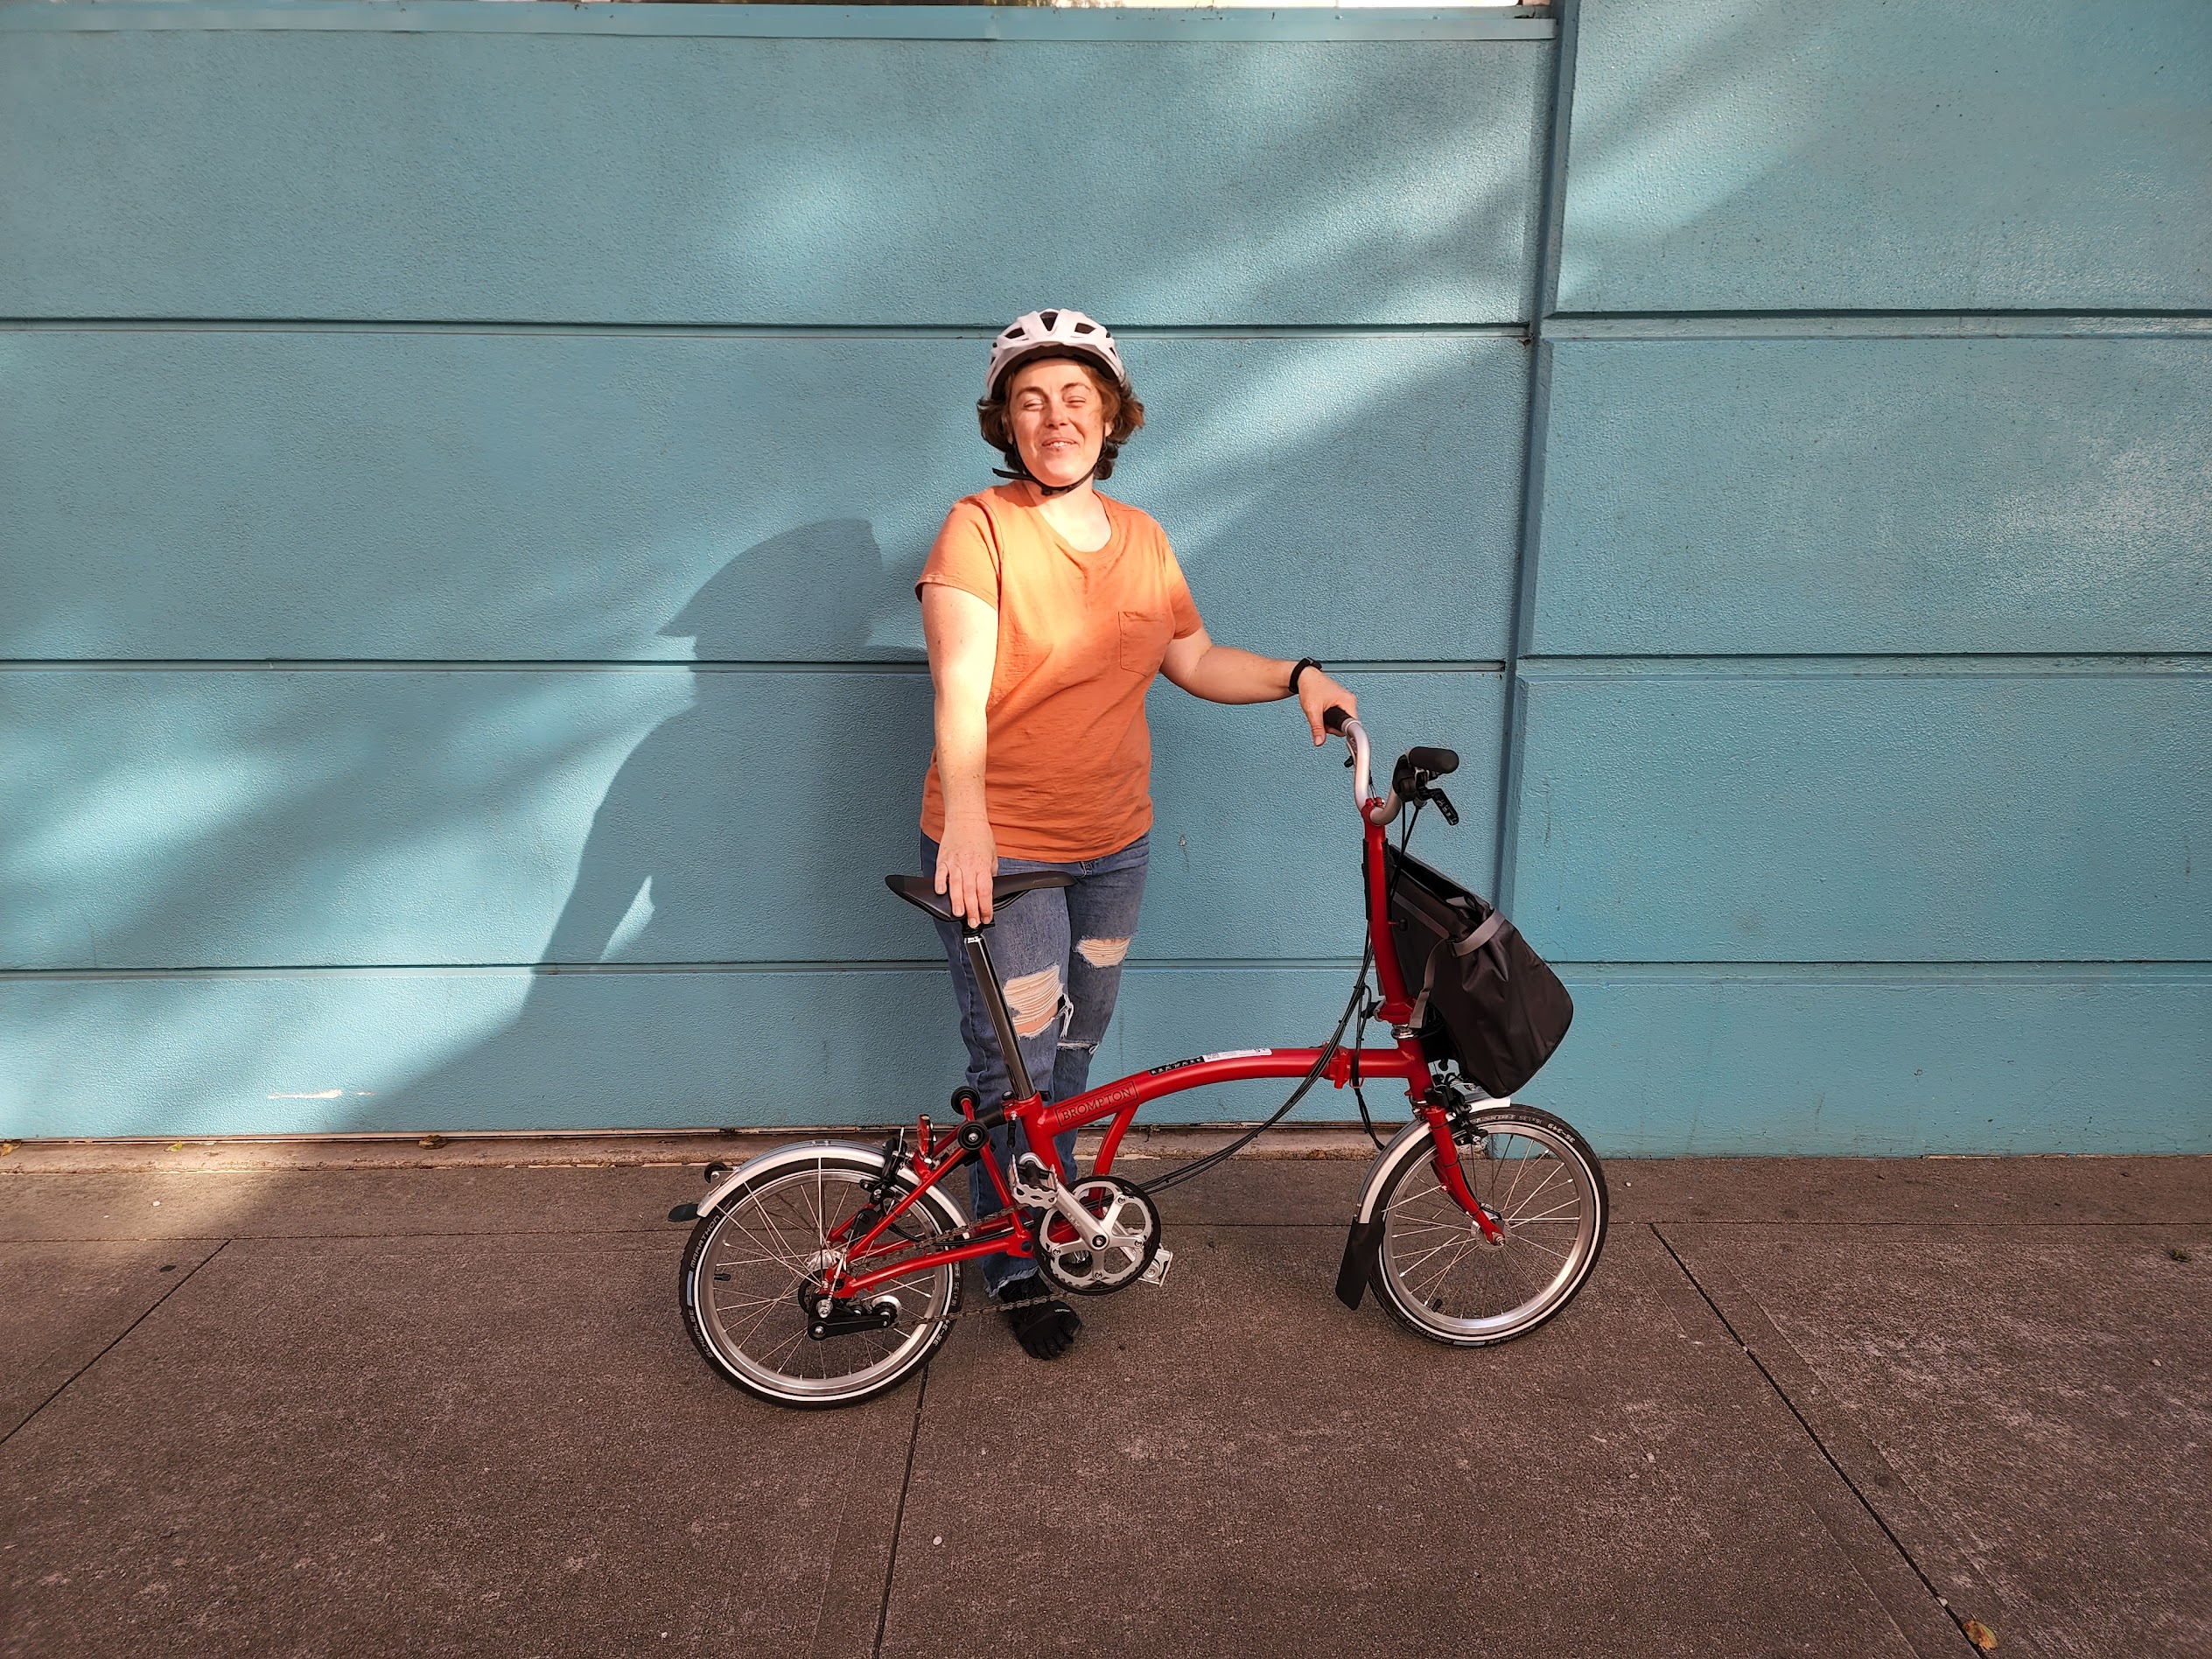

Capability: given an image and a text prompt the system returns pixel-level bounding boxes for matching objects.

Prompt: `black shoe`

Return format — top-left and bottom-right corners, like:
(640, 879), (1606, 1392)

(992, 1272), (1082, 1360)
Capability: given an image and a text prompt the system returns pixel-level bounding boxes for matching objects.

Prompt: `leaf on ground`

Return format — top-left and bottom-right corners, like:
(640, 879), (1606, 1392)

(1964, 1617), (1998, 1651)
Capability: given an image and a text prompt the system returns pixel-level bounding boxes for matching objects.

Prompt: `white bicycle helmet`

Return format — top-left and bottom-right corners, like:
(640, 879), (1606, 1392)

(984, 308), (1128, 400)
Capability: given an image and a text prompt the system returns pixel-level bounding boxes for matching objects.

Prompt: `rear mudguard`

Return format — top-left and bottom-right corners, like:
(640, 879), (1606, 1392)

(690, 1139), (970, 1228)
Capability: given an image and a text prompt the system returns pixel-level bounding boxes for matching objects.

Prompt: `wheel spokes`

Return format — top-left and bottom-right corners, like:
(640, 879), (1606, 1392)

(696, 1161), (957, 1396)
(1381, 1127), (1594, 1334)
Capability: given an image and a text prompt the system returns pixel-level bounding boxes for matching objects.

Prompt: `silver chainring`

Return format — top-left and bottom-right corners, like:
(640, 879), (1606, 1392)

(1030, 1175), (1161, 1296)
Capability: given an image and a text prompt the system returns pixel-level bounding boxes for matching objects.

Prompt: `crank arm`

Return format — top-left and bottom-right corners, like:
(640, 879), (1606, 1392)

(1048, 1186), (1113, 1249)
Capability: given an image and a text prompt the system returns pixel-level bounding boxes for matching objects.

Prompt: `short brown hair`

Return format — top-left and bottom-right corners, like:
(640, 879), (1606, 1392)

(976, 353), (1145, 481)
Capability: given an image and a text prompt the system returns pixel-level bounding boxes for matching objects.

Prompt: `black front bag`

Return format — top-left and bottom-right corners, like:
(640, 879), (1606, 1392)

(1382, 845), (1573, 1097)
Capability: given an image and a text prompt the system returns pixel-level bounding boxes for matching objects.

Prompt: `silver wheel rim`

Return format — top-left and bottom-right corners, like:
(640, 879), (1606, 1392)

(1380, 1121), (1599, 1341)
(691, 1159), (955, 1401)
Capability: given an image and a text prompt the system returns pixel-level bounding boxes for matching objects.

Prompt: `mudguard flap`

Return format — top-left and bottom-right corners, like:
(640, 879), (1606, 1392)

(1334, 1217), (1383, 1311)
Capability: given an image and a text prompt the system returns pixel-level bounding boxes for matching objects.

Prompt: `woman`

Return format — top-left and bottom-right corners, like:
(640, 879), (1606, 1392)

(918, 307), (1357, 1360)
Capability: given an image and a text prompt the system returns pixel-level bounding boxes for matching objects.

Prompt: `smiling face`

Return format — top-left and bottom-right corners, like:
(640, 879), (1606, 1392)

(1006, 357), (1114, 489)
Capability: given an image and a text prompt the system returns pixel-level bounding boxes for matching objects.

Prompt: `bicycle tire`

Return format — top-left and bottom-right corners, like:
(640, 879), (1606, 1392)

(680, 1144), (966, 1409)
(1368, 1104), (1607, 1347)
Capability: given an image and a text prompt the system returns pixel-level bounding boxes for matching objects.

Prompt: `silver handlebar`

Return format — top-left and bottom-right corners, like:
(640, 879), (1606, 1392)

(1333, 717), (1402, 825)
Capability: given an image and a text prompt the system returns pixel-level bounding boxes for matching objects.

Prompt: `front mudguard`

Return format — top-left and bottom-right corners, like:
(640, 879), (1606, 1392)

(1334, 1118), (1432, 1310)
(1334, 1217), (1385, 1310)
(1334, 1109), (1510, 1309)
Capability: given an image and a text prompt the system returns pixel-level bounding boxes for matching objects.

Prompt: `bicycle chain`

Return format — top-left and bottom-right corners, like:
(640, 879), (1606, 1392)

(908, 1285), (1065, 1331)
(815, 1278), (1068, 1334)
(810, 1211), (1091, 1332)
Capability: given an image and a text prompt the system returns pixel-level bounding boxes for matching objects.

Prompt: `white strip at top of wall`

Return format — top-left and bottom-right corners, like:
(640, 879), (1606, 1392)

(3, 2), (1558, 43)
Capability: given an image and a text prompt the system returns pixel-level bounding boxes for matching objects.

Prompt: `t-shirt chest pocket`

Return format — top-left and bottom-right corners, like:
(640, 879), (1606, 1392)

(1116, 608), (1172, 675)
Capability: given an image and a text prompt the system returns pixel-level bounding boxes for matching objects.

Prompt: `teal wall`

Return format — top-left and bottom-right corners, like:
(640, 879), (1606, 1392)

(3, 1), (2206, 1152)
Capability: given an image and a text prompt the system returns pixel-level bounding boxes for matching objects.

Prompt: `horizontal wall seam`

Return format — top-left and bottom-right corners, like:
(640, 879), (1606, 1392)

(0, 319), (1535, 341)
(12, 655), (2200, 676)
(0, 660), (936, 676)
(0, 659), (1510, 676)
(1550, 962), (2212, 984)
(1544, 312), (2212, 341)
(5, 961), (2207, 985)
(0, 958), (1364, 982)
(1517, 654), (2212, 678)
(1, 4), (1559, 44)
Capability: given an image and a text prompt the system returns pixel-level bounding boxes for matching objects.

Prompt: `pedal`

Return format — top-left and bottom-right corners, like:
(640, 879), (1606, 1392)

(1139, 1247), (1174, 1287)
(1010, 1152), (1059, 1209)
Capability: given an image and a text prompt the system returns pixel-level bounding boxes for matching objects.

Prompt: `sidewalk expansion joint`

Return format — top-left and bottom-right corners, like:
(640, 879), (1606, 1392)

(1649, 1223), (2021, 1659)
(0, 1236), (231, 1451)
(869, 1365), (929, 1659)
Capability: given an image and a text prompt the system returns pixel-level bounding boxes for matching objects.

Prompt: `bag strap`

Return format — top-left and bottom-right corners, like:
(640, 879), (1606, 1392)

(1453, 911), (1510, 959)
(1407, 939), (1446, 1028)
(1407, 913), (1513, 1026)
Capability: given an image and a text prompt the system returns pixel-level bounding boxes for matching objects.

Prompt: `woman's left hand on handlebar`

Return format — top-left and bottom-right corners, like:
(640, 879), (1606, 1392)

(1297, 668), (1357, 746)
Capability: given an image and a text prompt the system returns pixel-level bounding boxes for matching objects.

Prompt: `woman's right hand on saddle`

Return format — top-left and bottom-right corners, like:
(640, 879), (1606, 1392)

(935, 816), (998, 927)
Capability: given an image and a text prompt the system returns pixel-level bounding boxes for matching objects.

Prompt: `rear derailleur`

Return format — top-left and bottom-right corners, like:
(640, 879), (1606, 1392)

(801, 1281), (901, 1342)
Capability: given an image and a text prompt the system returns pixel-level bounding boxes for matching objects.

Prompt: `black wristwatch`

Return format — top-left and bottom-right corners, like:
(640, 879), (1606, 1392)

(1288, 657), (1324, 696)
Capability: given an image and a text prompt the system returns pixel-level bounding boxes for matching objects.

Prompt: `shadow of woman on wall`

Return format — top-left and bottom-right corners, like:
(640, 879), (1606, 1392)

(386, 518), (956, 1130)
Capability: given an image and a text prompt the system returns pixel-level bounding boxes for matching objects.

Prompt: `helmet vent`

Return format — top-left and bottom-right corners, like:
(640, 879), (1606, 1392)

(983, 308), (1126, 399)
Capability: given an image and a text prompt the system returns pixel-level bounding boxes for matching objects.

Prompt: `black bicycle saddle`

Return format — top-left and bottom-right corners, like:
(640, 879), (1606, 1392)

(884, 871), (1074, 926)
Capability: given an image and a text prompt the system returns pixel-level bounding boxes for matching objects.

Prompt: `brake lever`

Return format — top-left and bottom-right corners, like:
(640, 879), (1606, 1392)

(1428, 788), (1460, 826)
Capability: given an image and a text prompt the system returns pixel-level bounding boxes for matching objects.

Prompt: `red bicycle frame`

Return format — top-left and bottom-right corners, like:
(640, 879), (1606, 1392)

(823, 757), (1502, 1302)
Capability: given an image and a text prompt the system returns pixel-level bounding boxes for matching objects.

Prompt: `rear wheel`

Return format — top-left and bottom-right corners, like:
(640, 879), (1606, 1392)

(1370, 1105), (1606, 1347)
(680, 1146), (965, 1408)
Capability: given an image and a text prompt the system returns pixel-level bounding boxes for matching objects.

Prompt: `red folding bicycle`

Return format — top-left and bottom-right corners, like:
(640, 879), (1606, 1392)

(677, 712), (1608, 1407)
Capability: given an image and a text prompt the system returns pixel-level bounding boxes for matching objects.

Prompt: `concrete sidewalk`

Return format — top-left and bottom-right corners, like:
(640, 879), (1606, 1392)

(3, 1139), (2206, 1658)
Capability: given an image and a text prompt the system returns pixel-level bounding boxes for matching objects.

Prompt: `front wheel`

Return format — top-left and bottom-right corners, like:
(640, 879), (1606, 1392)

(680, 1144), (966, 1408)
(1370, 1105), (1607, 1347)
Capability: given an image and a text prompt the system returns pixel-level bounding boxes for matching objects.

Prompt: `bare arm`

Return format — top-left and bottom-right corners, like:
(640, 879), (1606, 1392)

(1160, 625), (1357, 745)
(921, 583), (1000, 925)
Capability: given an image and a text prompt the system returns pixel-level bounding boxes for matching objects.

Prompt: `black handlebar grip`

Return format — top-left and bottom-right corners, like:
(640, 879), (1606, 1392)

(1322, 706), (1352, 734)
(1407, 745), (1460, 778)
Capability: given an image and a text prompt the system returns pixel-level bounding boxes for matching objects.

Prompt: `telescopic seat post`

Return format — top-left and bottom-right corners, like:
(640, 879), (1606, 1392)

(961, 926), (1038, 1107)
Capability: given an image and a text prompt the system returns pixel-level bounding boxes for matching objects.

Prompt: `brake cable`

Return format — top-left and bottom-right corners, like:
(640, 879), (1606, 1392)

(1135, 964), (1365, 1195)
(1139, 787), (1440, 1189)
(1348, 956), (1385, 1152)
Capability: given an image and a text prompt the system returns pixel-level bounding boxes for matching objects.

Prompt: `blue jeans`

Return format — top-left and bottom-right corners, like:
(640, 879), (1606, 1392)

(921, 830), (1149, 1293)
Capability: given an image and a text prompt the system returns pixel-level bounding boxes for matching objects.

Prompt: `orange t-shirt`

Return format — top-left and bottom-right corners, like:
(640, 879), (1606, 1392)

(918, 483), (1204, 862)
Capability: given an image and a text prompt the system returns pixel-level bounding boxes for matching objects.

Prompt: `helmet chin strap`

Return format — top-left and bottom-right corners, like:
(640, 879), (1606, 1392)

(992, 458), (1096, 498)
